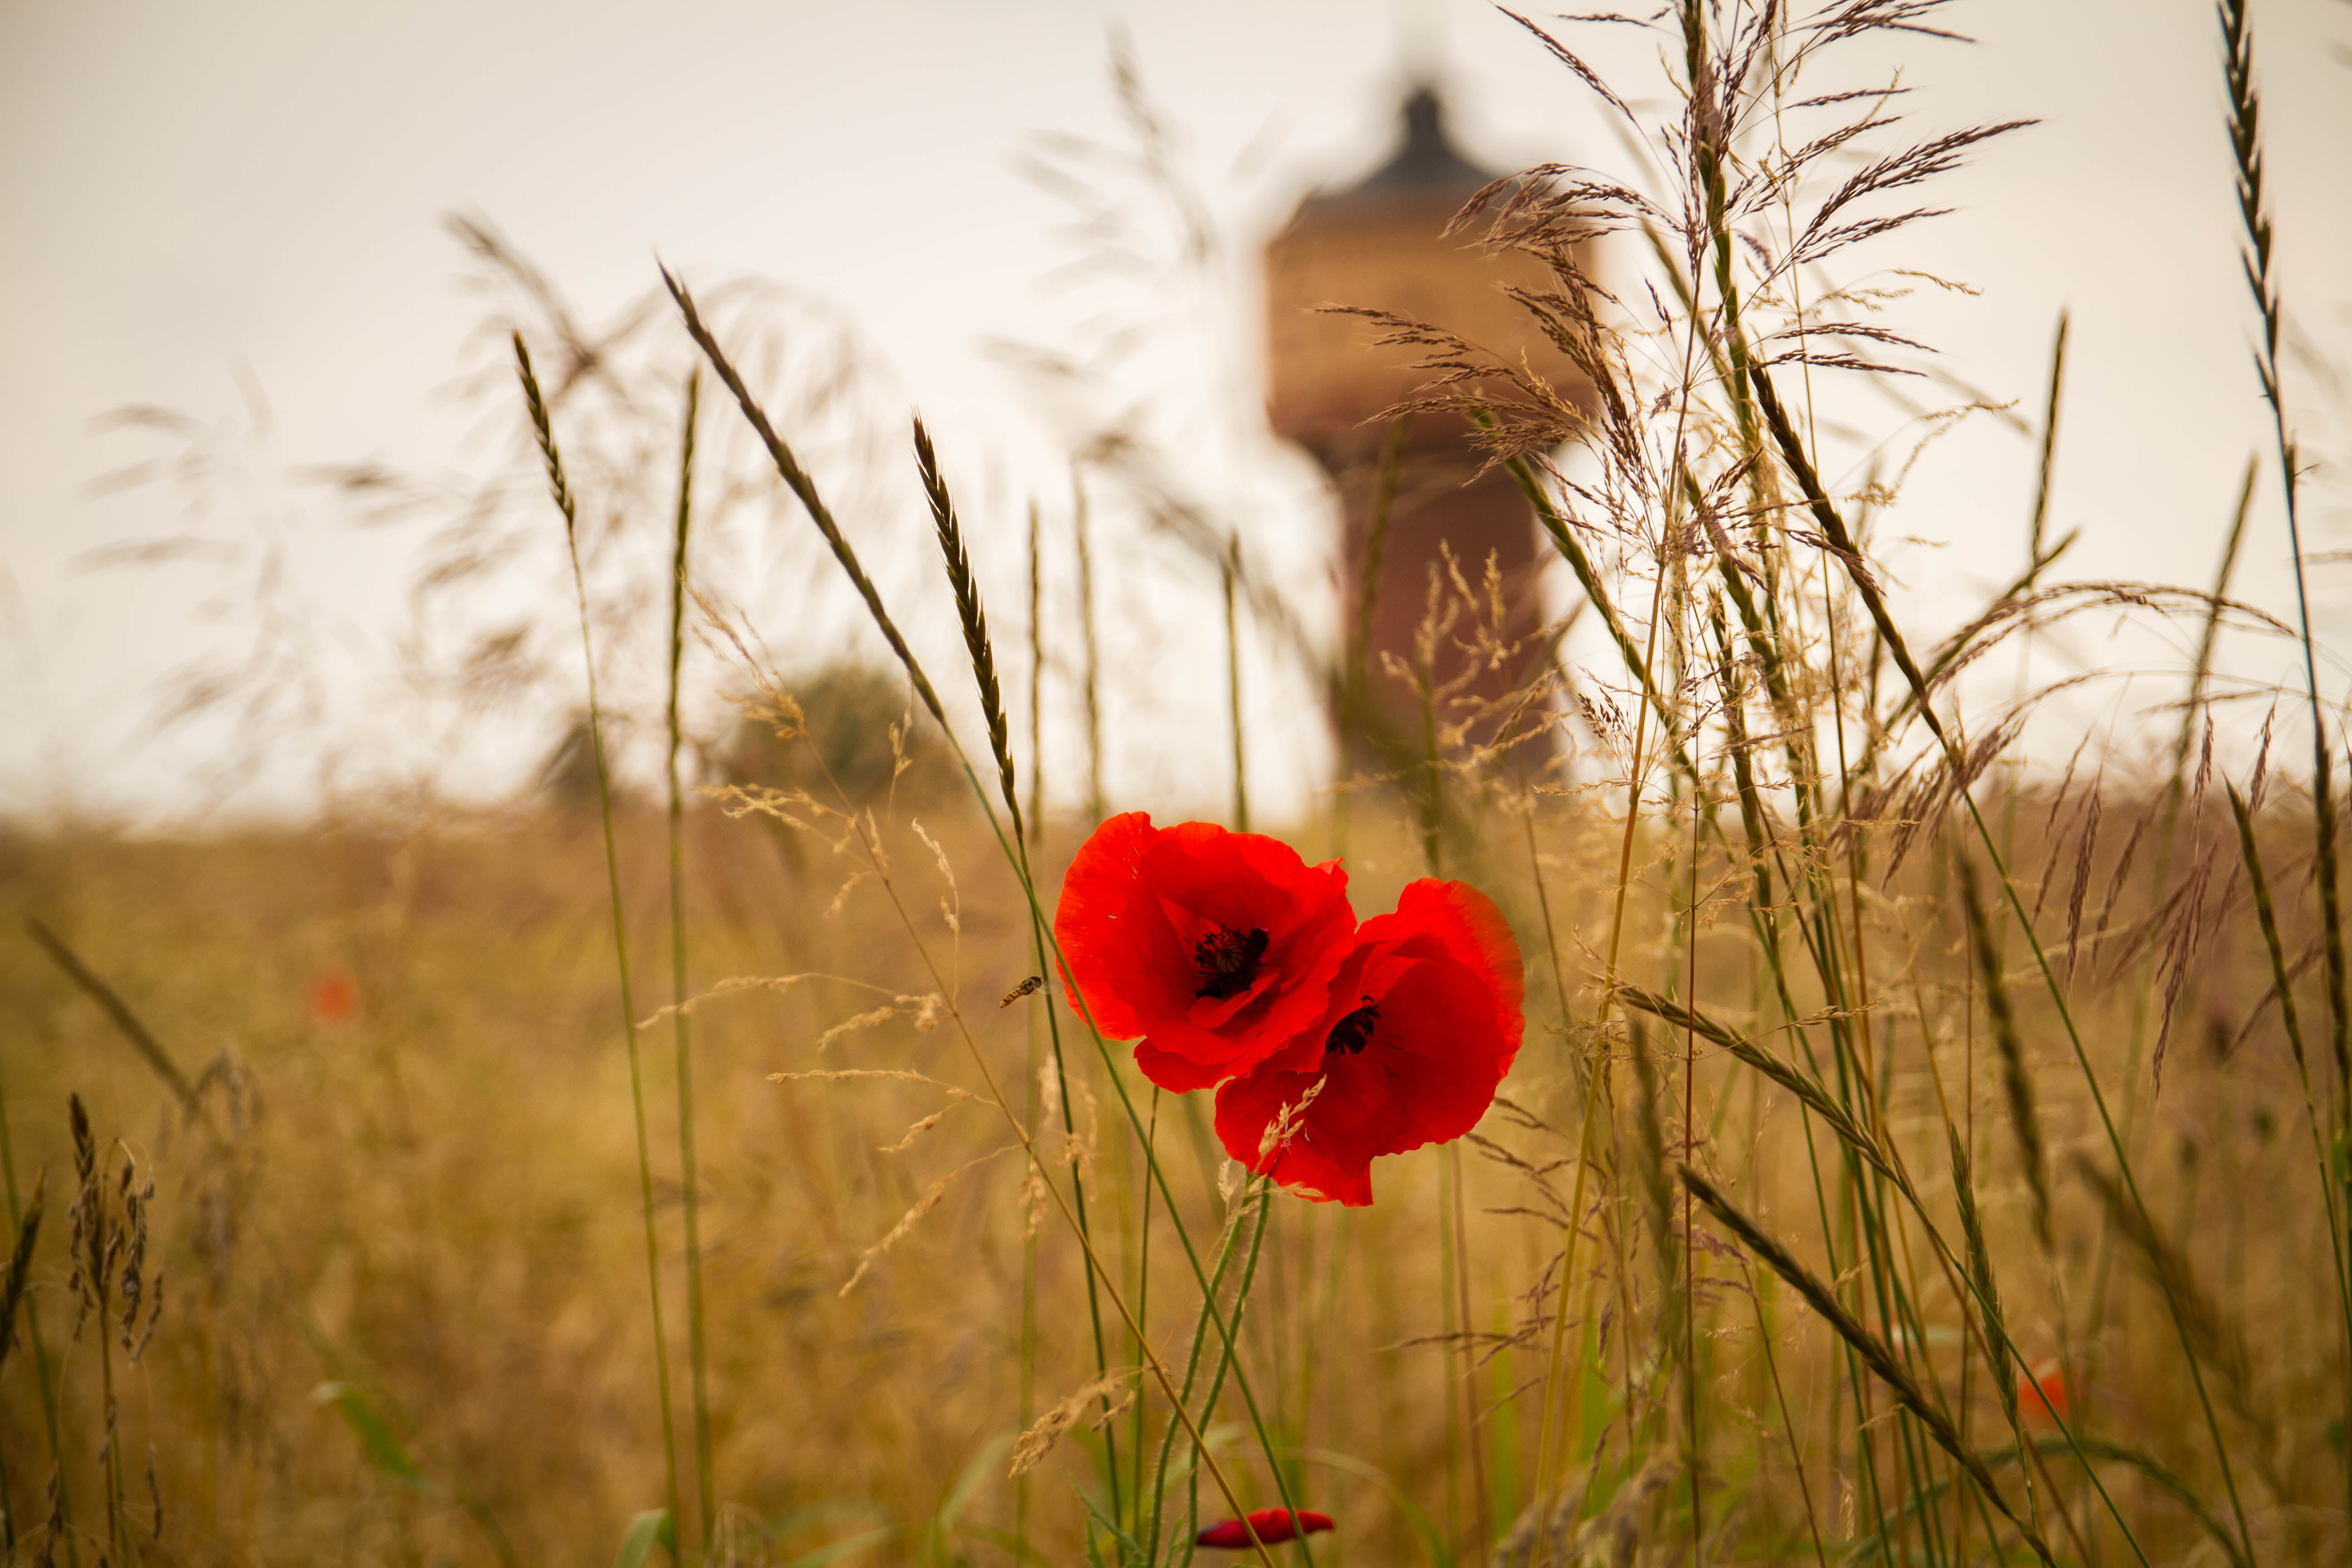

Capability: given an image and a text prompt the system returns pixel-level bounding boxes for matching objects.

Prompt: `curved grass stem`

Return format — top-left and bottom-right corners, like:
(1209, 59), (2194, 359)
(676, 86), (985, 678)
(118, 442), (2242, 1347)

(515, 333), (683, 1547)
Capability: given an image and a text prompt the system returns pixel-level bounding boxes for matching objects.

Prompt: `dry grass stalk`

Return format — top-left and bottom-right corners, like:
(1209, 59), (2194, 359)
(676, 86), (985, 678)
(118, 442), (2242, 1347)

(26, 919), (196, 1107)
(1009, 1370), (1138, 1478)
(666, 269), (955, 738)
(517, 325), (684, 1536)
(837, 1146), (1017, 1299)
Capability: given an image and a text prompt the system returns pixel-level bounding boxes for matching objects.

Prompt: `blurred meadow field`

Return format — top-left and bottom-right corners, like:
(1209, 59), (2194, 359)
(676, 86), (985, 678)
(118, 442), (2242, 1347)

(5, 771), (2344, 1567)
(6, 3), (2352, 1567)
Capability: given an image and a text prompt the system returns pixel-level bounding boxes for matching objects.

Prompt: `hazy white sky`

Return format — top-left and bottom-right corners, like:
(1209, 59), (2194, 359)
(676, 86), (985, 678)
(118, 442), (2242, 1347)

(3, 0), (2348, 823)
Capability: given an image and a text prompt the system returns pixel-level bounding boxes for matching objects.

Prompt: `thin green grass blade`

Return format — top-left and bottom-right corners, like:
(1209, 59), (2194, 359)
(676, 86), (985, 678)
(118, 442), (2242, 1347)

(1678, 1166), (2055, 1567)
(1748, 352), (2260, 1562)
(613, 1509), (675, 1568)
(912, 416), (1121, 1513)
(782, 1527), (898, 1568)
(1841, 1436), (2244, 1568)
(667, 365), (717, 1554)
(312, 1382), (425, 1489)
(516, 331), (683, 1540)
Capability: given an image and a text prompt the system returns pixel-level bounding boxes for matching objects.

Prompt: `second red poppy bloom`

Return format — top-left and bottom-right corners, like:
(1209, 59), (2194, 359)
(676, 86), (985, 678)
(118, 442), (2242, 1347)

(1214, 878), (1524, 1206)
(1054, 813), (1357, 1091)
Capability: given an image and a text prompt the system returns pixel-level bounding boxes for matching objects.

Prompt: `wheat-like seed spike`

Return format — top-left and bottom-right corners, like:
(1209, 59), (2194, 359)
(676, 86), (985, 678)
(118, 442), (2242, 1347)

(517, 326), (686, 1536)
(2219, 0), (2346, 1096)
(1945, 1122), (2015, 1429)
(1959, 858), (2053, 1254)
(1622, 1020), (1679, 1329)
(510, 333), (575, 540)
(2064, 791), (2101, 989)
(1613, 984), (1895, 1188)
(662, 267), (953, 738)
(913, 417), (1022, 842)
(0, 1173), (43, 1373)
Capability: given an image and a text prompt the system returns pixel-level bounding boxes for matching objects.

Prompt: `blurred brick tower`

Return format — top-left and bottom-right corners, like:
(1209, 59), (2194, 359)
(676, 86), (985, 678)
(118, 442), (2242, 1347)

(1266, 85), (1584, 773)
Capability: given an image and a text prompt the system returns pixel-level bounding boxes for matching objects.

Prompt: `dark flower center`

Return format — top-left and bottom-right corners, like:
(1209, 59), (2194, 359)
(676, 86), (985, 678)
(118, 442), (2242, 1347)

(1323, 997), (1380, 1055)
(1193, 926), (1271, 1000)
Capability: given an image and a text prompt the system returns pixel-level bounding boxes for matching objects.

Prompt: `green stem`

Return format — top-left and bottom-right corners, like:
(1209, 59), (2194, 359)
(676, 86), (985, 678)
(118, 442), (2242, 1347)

(515, 333), (682, 1544)
(1133, 1087), (1161, 1526)
(1750, 350), (2259, 1563)
(1146, 1182), (1263, 1564)
(1174, 1182), (1277, 1568)
(666, 368), (716, 1553)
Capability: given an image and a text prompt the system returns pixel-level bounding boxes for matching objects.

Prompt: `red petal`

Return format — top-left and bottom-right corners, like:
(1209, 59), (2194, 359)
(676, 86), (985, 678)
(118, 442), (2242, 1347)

(1052, 813), (1357, 1090)
(1195, 1509), (1333, 1549)
(1214, 881), (1523, 1205)
(1364, 879), (1525, 1066)
(1132, 1037), (1236, 1093)
(1051, 811), (1166, 1042)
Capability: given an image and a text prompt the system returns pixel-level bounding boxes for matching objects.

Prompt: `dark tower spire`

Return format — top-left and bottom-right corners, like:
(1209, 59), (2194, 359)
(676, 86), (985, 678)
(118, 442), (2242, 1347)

(1362, 86), (1489, 191)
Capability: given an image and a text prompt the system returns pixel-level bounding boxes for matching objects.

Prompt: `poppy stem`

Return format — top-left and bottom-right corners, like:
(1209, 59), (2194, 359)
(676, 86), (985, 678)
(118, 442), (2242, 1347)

(1447, 1144), (1490, 1553)
(1144, 1174), (1259, 1563)
(1132, 1087), (1161, 1523)
(800, 743), (1275, 1568)
(1171, 1180), (1277, 1568)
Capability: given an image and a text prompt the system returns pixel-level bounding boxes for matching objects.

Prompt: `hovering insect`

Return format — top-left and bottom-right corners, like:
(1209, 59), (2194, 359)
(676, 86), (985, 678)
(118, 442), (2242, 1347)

(999, 975), (1045, 1008)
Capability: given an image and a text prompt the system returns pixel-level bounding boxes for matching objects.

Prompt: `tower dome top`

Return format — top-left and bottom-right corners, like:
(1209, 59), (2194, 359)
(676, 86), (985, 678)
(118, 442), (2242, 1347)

(1329, 85), (1494, 204)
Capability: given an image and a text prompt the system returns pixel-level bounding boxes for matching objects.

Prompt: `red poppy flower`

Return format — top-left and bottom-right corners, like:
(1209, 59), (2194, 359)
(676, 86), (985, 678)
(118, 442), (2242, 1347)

(1213, 879), (1523, 1206)
(308, 969), (358, 1024)
(1054, 813), (1356, 1091)
(1196, 1509), (1335, 1549)
(2019, 1358), (2070, 1426)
